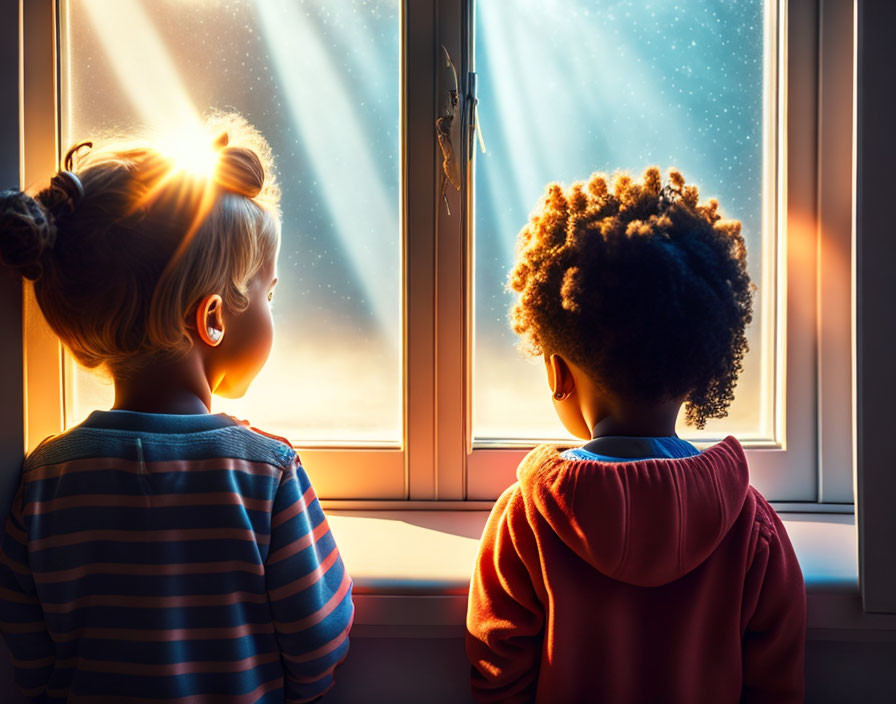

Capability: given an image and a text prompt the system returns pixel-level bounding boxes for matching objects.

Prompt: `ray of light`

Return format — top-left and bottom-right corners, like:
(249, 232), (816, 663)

(473, 0), (768, 440)
(79, 1), (236, 272)
(79, 0), (201, 131)
(476, 0), (699, 266)
(256, 1), (400, 345)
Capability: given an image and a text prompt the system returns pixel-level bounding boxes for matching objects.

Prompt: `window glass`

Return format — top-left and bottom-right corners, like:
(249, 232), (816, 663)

(62, 0), (402, 444)
(473, 0), (773, 442)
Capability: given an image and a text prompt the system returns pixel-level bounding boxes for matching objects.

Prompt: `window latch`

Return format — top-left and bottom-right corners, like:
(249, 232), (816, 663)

(465, 71), (486, 160)
(437, 45), (462, 215)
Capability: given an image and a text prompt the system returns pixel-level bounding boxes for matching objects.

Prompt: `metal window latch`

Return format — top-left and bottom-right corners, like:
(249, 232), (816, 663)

(465, 71), (486, 160)
(437, 45), (461, 215)
(436, 46), (487, 215)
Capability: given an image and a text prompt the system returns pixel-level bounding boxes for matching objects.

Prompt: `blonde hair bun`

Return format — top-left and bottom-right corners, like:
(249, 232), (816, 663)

(215, 146), (265, 199)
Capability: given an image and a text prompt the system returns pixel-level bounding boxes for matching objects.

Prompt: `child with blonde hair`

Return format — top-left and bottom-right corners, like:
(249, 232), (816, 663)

(0, 114), (352, 703)
(466, 168), (805, 703)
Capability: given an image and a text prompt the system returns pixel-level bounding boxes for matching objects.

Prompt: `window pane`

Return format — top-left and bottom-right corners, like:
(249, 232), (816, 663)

(473, 0), (773, 442)
(62, 0), (402, 444)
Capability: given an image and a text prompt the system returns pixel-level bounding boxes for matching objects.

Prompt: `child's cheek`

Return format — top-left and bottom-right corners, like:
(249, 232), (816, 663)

(554, 398), (591, 440)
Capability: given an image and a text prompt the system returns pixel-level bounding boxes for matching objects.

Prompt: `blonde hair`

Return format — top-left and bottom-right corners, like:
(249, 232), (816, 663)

(0, 113), (281, 378)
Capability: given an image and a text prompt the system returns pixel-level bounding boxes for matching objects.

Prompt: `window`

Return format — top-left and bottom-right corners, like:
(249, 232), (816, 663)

(63, 0), (403, 446)
(464, 0), (850, 505)
(20, 0), (852, 508)
(473, 0), (774, 443)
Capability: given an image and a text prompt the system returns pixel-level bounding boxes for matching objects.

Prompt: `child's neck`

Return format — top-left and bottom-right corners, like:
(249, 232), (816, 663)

(588, 399), (683, 439)
(111, 352), (212, 415)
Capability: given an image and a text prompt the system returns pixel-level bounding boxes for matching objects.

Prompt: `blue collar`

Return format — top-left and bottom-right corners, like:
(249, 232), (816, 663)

(571, 435), (700, 462)
(80, 410), (240, 434)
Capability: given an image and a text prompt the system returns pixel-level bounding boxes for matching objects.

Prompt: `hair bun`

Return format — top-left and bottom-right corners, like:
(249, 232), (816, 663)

(215, 146), (265, 199)
(0, 189), (56, 280)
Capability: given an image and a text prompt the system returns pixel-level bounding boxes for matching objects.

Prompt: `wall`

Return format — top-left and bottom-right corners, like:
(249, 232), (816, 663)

(0, 0), (26, 700)
(319, 637), (896, 704)
(288, 635), (896, 704)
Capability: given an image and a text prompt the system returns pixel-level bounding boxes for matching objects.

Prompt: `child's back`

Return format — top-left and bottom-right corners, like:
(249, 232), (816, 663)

(466, 169), (805, 703)
(0, 115), (352, 702)
(468, 437), (803, 703)
(3, 410), (351, 702)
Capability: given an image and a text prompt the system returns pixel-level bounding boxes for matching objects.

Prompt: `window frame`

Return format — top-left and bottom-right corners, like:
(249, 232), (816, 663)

(816, 0), (856, 505)
(454, 0), (854, 508)
(18, 0), (853, 510)
(24, 0), (411, 500)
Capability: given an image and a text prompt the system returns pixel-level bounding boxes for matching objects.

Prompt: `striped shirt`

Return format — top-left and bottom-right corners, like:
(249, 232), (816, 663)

(0, 410), (353, 703)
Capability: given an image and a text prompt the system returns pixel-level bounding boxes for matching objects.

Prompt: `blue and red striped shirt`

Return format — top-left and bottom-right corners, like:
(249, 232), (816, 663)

(0, 410), (353, 703)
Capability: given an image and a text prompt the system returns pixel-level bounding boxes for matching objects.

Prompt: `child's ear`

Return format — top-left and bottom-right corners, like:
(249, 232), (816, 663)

(196, 293), (226, 347)
(546, 352), (576, 401)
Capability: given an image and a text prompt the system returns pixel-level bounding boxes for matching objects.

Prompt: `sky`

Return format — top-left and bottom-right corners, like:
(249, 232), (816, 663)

(64, 0), (772, 444)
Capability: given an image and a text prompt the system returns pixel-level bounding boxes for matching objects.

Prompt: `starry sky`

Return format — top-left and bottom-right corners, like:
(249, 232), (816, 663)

(65, 0), (402, 442)
(63, 0), (771, 443)
(473, 0), (771, 440)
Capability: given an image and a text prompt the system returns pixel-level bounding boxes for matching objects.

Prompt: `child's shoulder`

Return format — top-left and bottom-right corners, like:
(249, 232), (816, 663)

(224, 416), (299, 469)
(24, 423), (102, 471)
(745, 484), (788, 540)
(23, 413), (298, 474)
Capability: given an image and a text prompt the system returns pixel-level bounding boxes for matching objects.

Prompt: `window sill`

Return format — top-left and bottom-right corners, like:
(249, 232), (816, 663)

(326, 511), (896, 641)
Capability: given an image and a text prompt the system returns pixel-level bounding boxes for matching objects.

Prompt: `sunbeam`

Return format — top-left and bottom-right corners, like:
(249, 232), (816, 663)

(255, 0), (401, 346)
(79, 0), (200, 131)
(63, 0), (404, 442)
(473, 0), (769, 441)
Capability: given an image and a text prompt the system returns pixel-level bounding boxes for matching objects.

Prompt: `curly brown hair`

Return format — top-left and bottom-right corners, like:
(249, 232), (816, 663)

(509, 167), (753, 428)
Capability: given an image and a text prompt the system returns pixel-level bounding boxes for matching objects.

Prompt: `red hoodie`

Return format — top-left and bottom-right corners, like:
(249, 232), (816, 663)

(466, 437), (806, 703)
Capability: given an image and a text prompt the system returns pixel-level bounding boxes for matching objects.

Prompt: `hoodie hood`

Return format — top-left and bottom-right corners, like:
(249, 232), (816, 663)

(516, 436), (749, 587)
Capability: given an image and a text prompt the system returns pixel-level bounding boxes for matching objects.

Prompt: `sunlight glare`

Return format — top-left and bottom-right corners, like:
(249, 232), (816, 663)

(79, 0), (200, 131)
(64, 0), (404, 443)
(256, 2), (401, 346)
(156, 126), (221, 181)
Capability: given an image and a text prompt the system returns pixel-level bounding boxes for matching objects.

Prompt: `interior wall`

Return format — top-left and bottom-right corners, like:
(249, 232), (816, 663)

(299, 637), (896, 704)
(855, 0), (896, 615)
(0, 1), (27, 699)
(1, 629), (896, 703)
(0, 1), (23, 514)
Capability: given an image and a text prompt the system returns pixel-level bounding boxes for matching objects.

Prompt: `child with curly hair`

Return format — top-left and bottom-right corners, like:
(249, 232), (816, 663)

(0, 115), (352, 703)
(466, 168), (805, 703)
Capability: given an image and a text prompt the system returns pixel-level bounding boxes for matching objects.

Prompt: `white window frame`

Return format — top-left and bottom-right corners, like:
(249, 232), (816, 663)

(18, 0), (853, 511)
(23, 0), (409, 500)
(456, 0), (854, 509)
